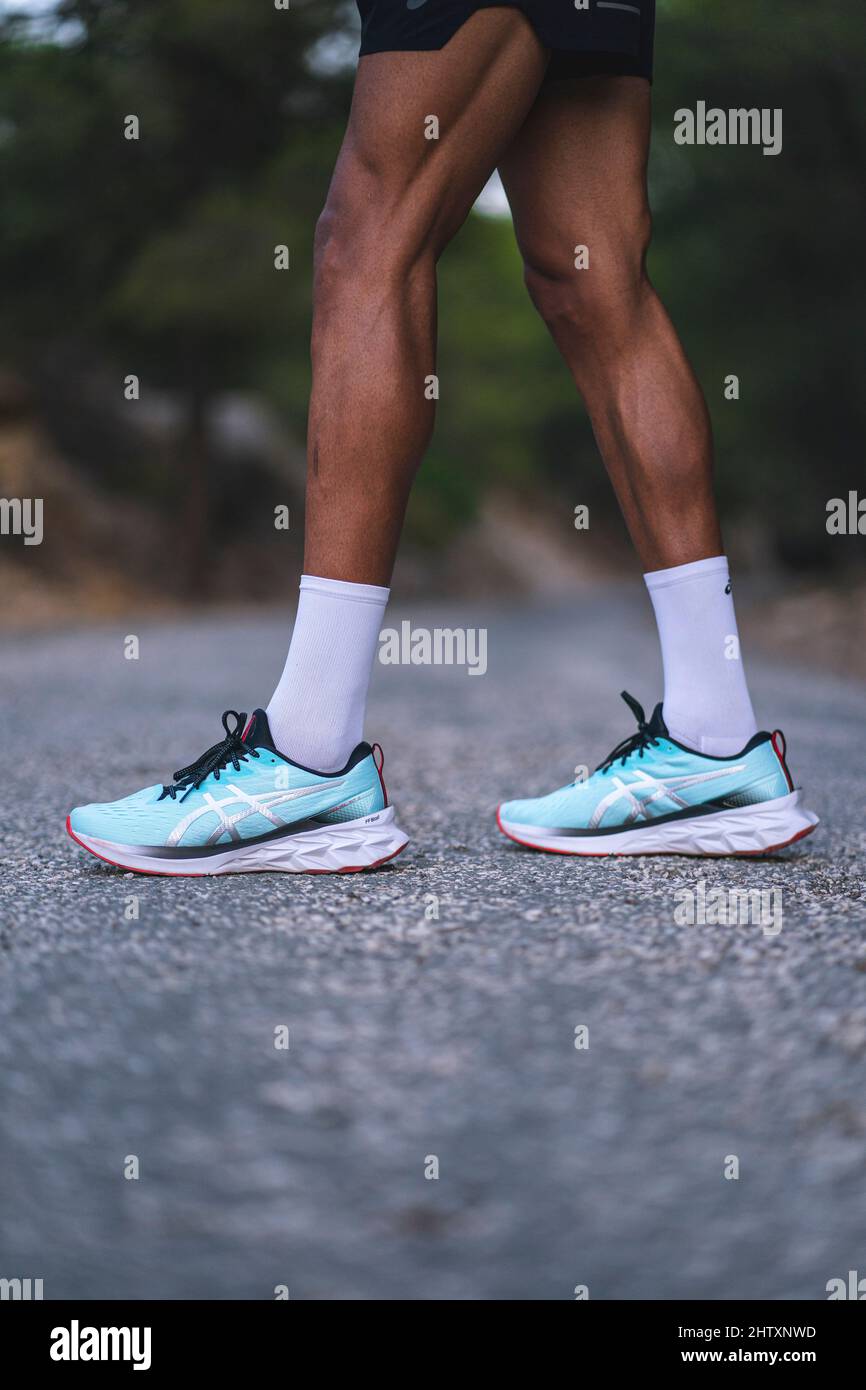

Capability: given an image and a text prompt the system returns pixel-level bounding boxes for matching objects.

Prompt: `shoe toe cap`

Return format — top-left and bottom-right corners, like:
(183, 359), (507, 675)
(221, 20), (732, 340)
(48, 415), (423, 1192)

(69, 802), (117, 839)
(69, 785), (163, 842)
(499, 797), (542, 826)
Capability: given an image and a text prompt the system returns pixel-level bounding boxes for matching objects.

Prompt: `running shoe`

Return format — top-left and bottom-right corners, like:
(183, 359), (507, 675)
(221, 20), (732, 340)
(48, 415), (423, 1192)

(497, 692), (818, 857)
(67, 709), (409, 875)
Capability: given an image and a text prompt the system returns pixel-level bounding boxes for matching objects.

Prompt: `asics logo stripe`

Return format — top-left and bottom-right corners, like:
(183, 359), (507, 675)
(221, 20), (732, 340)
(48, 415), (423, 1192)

(589, 765), (747, 831)
(166, 780), (346, 848)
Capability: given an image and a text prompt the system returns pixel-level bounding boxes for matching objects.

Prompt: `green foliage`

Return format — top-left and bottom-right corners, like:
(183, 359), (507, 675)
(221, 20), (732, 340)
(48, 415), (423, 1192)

(0, 0), (863, 565)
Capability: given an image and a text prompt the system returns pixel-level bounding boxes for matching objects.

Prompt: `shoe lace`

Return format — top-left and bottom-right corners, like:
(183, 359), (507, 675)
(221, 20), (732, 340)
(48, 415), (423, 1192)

(158, 710), (260, 802)
(597, 692), (659, 774)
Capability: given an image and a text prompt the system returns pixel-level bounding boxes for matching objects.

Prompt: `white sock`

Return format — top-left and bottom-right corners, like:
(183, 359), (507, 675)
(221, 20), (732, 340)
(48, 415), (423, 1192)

(267, 574), (389, 771)
(644, 555), (758, 757)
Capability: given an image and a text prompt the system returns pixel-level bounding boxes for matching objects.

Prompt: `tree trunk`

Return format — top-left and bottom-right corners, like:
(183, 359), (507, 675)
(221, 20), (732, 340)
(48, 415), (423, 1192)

(183, 384), (210, 597)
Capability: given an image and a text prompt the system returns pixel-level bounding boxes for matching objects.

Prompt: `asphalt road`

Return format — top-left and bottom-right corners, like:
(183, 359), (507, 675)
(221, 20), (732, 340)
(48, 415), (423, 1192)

(1, 590), (865, 1300)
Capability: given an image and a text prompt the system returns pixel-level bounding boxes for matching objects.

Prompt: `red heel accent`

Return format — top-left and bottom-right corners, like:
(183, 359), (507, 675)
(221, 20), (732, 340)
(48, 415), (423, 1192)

(372, 743), (389, 806)
(771, 730), (794, 791)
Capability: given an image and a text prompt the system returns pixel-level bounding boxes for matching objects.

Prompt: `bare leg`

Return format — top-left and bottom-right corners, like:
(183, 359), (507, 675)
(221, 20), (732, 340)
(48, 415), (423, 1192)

(304, 12), (549, 585)
(498, 76), (722, 572)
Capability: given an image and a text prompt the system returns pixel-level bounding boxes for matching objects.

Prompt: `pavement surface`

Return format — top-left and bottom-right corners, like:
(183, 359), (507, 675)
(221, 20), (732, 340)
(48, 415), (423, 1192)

(1, 589), (865, 1300)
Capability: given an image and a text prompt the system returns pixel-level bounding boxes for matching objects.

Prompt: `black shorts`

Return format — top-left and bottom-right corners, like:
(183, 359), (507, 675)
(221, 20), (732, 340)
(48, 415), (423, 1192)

(357, 0), (656, 81)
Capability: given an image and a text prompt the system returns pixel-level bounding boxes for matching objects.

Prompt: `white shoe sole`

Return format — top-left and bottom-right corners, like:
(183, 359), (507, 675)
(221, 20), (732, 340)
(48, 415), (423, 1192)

(67, 806), (410, 876)
(497, 790), (819, 858)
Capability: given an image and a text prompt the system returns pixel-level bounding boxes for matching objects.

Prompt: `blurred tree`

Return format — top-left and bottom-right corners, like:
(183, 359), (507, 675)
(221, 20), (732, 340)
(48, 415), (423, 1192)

(647, 0), (866, 568)
(0, 0), (351, 588)
(0, 0), (863, 586)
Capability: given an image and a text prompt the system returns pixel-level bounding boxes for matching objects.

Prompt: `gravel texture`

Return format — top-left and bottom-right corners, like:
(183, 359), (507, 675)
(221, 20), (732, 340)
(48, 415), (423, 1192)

(1, 589), (864, 1299)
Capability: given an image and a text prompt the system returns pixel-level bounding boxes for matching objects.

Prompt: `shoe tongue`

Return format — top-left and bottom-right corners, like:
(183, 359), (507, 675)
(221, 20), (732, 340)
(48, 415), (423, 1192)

(242, 708), (278, 752)
(647, 702), (669, 737)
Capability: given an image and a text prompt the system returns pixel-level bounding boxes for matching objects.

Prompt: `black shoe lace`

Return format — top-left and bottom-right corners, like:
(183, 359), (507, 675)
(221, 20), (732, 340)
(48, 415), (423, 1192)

(158, 710), (260, 802)
(597, 692), (659, 774)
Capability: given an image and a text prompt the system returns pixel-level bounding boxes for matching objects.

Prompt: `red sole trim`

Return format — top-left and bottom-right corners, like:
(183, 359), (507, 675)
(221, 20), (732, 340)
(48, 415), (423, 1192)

(66, 815), (408, 877)
(495, 806), (818, 859)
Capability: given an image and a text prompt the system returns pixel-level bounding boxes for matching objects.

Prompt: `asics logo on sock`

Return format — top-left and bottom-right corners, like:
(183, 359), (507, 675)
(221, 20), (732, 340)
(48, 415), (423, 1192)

(590, 765), (746, 830)
(166, 780), (346, 848)
(406, 0), (430, 8)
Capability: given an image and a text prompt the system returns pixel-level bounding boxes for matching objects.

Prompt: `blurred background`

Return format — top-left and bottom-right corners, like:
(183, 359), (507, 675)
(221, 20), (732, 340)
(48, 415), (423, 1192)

(0, 0), (864, 667)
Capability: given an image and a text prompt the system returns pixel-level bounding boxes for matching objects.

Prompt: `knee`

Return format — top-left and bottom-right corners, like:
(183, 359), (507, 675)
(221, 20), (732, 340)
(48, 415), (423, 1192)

(313, 199), (364, 313)
(313, 172), (433, 318)
(523, 206), (653, 338)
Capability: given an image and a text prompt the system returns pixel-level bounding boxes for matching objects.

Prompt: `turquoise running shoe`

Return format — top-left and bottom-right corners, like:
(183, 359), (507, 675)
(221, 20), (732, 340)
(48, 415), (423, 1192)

(67, 709), (408, 875)
(497, 692), (818, 857)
